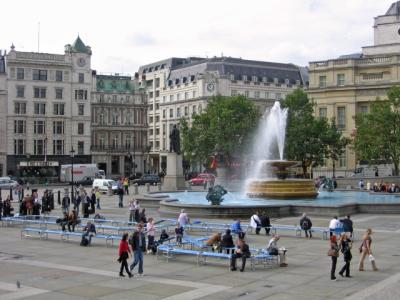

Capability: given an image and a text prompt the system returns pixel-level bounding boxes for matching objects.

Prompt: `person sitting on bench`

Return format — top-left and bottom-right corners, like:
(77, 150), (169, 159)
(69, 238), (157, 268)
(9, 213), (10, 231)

(206, 232), (222, 252)
(158, 229), (169, 244)
(231, 219), (245, 239)
(267, 235), (287, 267)
(60, 212), (69, 231)
(221, 229), (235, 254)
(68, 210), (79, 232)
(230, 239), (251, 272)
(82, 221), (96, 246)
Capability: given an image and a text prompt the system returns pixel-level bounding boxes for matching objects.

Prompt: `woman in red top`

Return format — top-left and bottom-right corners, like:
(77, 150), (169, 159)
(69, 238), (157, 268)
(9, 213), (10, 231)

(118, 233), (133, 277)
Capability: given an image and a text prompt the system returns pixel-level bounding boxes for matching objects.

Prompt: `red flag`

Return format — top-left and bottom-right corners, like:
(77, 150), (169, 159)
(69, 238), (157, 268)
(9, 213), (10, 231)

(210, 156), (217, 170)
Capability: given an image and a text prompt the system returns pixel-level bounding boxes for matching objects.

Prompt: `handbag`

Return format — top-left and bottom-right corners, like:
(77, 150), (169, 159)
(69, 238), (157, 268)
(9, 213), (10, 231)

(368, 254), (375, 262)
(327, 249), (338, 257)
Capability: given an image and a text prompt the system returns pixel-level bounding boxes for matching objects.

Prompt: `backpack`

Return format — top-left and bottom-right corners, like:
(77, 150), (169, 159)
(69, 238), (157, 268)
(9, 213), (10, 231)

(80, 236), (89, 247)
(301, 219), (310, 230)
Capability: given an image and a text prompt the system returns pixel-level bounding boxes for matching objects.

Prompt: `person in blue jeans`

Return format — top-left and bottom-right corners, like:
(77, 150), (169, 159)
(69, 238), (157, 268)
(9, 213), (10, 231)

(129, 224), (146, 275)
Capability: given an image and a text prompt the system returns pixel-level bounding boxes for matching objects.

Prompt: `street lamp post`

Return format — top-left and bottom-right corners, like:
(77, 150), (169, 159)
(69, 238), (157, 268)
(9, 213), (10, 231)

(70, 148), (75, 202)
(132, 137), (136, 179)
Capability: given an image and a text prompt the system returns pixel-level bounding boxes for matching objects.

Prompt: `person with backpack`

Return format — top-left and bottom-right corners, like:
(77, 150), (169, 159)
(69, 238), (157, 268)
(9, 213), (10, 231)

(118, 233), (133, 278)
(129, 223), (146, 276)
(338, 233), (353, 278)
(250, 212), (261, 234)
(81, 221), (96, 246)
(300, 213), (313, 238)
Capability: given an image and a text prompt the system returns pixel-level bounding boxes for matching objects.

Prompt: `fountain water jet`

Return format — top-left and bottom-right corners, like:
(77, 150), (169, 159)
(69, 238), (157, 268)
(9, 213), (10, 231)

(246, 101), (317, 199)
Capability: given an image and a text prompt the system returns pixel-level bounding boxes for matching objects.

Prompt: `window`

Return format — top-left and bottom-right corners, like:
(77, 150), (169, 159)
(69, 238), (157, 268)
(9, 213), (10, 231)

(17, 68), (24, 80)
(184, 106), (188, 116)
(276, 93), (281, 100)
(230, 74), (235, 80)
(34, 103), (46, 115)
(254, 91), (260, 98)
(14, 102), (26, 114)
(99, 138), (105, 149)
(149, 116), (153, 123)
(55, 88), (63, 99)
(169, 95), (174, 102)
(112, 113), (118, 125)
(56, 70), (63, 82)
(155, 90), (160, 98)
(169, 109), (173, 118)
(78, 123), (84, 135)
(192, 105), (197, 116)
(99, 113), (105, 125)
(32, 69), (47, 81)
(149, 129), (154, 136)
(199, 104), (203, 113)
(34, 139), (45, 155)
(78, 141), (84, 155)
(155, 103), (160, 110)
(78, 73), (84, 83)
(149, 92), (153, 99)
(231, 90), (237, 96)
(242, 75), (248, 81)
(34, 87), (46, 98)
(177, 94), (180, 101)
(74, 89), (88, 100)
(53, 103), (65, 115)
(337, 107), (346, 130)
(339, 149), (347, 168)
(155, 115), (160, 122)
(34, 121), (46, 134)
(252, 76), (258, 82)
(162, 109), (166, 118)
(319, 107), (327, 119)
(177, 107), (181, 117)
(319, 76), (326, 88)
(244, 91), (249, 97)
(14, 120), (26, 134)
(16, 86), (25, 98)
(156, 128), (160, 135)
(337, 74), (345, 86)
(53, 121), (64, 134)
(265, 91), (269, 98)
(53, 140), (64, 155)
(162, 96), (166, 103)
(184, 92), (188, 100)
(192, 91), (196, 98)
(14, 139), (25, 154)
(78, 104), (84, 116)
(360, 105), (368, 114)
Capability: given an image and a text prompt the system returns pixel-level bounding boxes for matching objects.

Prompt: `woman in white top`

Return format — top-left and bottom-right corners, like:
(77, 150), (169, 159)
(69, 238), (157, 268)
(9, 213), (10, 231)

(146, 217), (156, 254)
(128, 200), (135, 223)
(250, 212), (261, 234)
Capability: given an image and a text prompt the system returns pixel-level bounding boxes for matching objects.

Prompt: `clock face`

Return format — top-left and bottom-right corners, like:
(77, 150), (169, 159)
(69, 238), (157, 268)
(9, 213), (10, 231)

(77, 58), (86, 67)
(207, 82), (215, 92)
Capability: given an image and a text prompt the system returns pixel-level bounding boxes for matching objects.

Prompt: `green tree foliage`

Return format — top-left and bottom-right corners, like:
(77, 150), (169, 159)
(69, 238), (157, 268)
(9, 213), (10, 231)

(353, 86), (400, 176)
(282, 89), (349, 178)
(180, 95), (261, 169)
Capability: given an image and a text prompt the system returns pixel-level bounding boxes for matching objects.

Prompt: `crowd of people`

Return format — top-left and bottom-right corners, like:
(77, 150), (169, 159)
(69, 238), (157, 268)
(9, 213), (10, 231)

(359, 179), (400, 193)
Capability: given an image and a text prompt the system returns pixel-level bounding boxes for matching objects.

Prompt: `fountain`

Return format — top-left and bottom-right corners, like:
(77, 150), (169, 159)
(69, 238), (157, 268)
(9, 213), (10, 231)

(245, 101), (318, 199)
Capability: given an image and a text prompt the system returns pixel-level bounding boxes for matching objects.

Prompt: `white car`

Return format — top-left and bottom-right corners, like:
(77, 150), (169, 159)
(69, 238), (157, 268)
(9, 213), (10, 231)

(92, 179), (119, 194)
(0, 177), (18, 189)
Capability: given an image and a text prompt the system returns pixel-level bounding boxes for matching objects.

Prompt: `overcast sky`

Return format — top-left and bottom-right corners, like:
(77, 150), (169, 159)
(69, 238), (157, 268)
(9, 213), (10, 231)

(0, 0), (395, 74)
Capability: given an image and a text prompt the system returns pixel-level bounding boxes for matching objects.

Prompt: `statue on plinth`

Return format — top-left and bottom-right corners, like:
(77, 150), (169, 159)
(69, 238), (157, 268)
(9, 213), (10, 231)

(169, 124), (181, 154)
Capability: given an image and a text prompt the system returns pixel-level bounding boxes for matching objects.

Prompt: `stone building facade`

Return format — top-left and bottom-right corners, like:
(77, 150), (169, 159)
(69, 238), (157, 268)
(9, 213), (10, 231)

(138, 57), (307, 173)
(91, 74), (148, 177)
(5, 37), (92, 181)
(308, 1), (400, 175)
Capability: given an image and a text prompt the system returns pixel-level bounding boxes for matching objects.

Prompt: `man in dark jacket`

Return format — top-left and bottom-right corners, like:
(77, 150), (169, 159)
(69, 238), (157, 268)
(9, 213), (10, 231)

(340, 215), (353, 239)
(129, 224), (146, 275)
(300, 213), (313, 238)
(61, 193), (70, 214)
(220, 229), (235, 254)
(82, 221), (96, 246)
(260, 212), (271, 236)
(230, 239), (251, 272)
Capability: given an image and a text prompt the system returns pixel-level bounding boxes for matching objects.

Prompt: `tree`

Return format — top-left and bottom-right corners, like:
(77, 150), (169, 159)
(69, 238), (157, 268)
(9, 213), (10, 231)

(324, 120), (351, 178)
(180, 95), (261, 171)
(353, 86), (400, 176)
(282, 89), (329, 177)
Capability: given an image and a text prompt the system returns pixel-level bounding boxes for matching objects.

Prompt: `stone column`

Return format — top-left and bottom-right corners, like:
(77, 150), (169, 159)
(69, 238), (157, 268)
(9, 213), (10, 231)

(163, 153), (186, 191)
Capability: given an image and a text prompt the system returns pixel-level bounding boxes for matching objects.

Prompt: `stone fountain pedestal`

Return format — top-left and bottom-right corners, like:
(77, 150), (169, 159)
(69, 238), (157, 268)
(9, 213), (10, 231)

(163, 153), (186, 191)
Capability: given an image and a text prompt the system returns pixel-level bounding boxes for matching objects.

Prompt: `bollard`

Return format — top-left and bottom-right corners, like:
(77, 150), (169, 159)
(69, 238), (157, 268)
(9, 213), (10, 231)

(10, 188), (13, 200)
(134, 184), (139, 195)
(146, 183), (150, 193)
(57, 190), (61, 205)
(157, 183), (162, 191)
(21, 189), (24, 202)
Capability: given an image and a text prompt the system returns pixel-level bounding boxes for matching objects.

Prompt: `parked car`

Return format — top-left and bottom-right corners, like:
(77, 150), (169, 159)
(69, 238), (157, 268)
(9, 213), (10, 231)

(92, 179), (119, 194)
(0, 177), (19, 189)
(189, 173), (215, 186)
(131, 174), (161, 186)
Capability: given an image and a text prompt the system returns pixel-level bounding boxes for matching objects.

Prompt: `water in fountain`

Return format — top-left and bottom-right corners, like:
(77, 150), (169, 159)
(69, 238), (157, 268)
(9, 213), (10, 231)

(249, 101), (288, 179)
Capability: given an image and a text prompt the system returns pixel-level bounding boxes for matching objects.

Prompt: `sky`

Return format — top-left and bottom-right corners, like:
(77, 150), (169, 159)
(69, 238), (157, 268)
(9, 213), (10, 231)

(0, 0), (395, 74)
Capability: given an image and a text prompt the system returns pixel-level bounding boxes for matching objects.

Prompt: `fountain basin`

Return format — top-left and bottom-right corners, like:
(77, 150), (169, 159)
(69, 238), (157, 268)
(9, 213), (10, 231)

(246, 179), (318, 198)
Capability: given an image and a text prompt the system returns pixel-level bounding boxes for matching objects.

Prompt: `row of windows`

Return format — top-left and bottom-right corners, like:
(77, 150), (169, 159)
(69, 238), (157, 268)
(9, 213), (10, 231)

(13, 120), (86, 135)
(318, 74), (345, 88)
(14, 102), (85, 116)
(158, 105), (203, 120)
(96, 137), (136, 149)
(14, 139), (85, 155)
(318, 106), (346, 130)
(231, 90), (285, 99)
(16, 68), (85, 83)
(16, 86), (88, 100)
(161, 90), (197, 103)
(97, 111), (144, 126)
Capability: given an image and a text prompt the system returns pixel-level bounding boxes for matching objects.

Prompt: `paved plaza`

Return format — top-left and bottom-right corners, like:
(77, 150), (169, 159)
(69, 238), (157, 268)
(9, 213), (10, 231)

(1, 186), (400, 300)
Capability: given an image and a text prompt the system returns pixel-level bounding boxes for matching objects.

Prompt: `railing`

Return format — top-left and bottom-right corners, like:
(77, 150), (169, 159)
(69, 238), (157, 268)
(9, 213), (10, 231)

(314, 61), (329, 67)
(90, 145), (148, 152)
(356, 56), (392, 65)
(333, 59), (348, 65)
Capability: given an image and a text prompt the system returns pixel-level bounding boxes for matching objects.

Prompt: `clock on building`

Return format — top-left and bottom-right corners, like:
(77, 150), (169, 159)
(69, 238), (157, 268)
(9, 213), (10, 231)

(77, 57), (86, 67)
(207, 82), (215, 92)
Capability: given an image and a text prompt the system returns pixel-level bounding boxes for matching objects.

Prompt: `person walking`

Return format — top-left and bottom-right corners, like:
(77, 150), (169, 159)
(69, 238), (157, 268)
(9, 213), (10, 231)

(300, 213), (313, 238)
(358, 228), (378, 271)
(129, 224), (146, 276)
(95, 187), (101, 210)
(329, 216), (340, 237)
(124, 178), (129, 195)
(117, 178), (124, 208)
(134, 200), (140, 223)
(340, 215), (353, 239)
(128, 200), (135, 223)
(178, 209), (189, 228)
(61, 192), (70, 214)
(230, 239), (251, 272)
(118, 233), (133, 278)
(338, 233), (353, 278)
(260, 212), (271, 235)
(328, 235), (340, 281)
(250, 212), (261, 234)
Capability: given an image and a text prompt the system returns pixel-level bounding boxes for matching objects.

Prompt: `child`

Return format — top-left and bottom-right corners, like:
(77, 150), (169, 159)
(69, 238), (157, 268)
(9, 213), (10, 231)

(175, 223), (184, 245)
(159, 229), (169, 244)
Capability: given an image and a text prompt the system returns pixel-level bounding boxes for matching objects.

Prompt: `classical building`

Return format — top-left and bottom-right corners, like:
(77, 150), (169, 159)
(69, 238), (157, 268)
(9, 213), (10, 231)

(139, 56), (307, 173)
(5, 37), (92, 182)
(91, 73), (148, 177)
(308, 1), (400, 175)
(0, 51), (6, 176)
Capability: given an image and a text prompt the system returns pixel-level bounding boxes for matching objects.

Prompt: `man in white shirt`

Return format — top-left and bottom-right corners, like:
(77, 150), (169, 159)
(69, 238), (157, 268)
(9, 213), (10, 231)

(250, 212), (261, 234)
(329, 216), (340, 237)
(178, 209), (189, 228)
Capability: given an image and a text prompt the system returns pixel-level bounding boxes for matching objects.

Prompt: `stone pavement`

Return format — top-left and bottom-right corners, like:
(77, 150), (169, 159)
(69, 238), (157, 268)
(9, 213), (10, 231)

(0, 186), (400, 299)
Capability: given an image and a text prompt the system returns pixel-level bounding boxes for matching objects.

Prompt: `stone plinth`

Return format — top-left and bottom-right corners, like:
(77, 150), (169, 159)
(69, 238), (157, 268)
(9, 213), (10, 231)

(163, 153), (186, 190)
